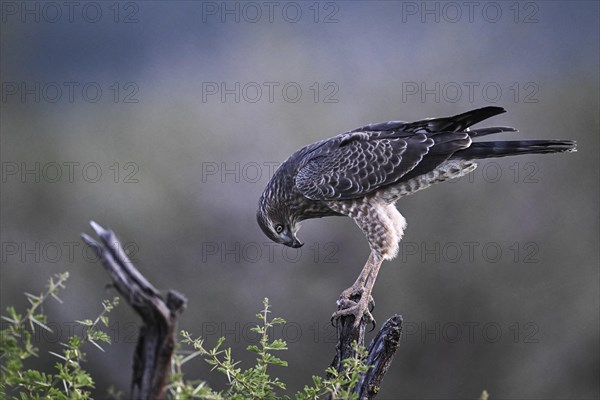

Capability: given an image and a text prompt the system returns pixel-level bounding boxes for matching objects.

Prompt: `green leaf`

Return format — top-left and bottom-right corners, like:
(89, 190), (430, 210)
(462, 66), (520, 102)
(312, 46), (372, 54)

(246, 345), (260, 353)
(268, 339), (288, 350)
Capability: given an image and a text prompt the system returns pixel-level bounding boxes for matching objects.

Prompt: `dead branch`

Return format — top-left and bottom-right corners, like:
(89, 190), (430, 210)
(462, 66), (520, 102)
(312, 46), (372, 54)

(82, 221), (186, 400)
(331, 305), (403, 399)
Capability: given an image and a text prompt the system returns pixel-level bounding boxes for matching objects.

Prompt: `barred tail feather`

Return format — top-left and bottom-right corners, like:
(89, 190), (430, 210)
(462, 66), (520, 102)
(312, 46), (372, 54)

(455, 140), (577, 160)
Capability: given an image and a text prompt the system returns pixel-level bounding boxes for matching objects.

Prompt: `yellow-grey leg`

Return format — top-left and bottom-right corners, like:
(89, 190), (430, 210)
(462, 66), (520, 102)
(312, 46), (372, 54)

(333, 252), (382, 327)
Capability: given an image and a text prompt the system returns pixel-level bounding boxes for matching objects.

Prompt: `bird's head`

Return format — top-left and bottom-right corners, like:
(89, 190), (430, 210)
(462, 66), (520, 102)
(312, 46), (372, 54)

(256, 194), (303, 248)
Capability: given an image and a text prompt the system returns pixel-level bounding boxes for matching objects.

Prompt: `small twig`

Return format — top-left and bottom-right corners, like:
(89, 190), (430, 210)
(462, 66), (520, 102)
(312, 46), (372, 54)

(82, 221), (186, 400)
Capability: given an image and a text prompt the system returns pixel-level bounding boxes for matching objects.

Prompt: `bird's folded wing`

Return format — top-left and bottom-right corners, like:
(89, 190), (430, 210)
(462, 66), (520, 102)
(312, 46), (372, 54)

(296, 132), (434, 200)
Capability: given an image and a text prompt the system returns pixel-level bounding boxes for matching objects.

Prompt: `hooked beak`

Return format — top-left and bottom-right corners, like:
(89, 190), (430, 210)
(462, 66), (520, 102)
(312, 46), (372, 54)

(280, 223), (303, 248)
(283, 233), (303, 248)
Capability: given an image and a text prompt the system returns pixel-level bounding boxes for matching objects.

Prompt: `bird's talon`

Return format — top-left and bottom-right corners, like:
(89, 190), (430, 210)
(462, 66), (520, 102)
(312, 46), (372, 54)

(331, 297), (376, 328)
(339, 285), (364, 303)
(336, 297), (357, 309)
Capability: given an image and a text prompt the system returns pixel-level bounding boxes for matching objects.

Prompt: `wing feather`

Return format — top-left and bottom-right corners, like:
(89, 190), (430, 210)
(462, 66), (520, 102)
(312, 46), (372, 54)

(295, 106), (509, 201)
(296, 132), (433, 200)
(348, 106), (508, 135)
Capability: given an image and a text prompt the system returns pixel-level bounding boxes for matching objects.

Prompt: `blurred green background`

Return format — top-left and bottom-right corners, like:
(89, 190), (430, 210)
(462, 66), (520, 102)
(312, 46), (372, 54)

(1, 1), (598, 398)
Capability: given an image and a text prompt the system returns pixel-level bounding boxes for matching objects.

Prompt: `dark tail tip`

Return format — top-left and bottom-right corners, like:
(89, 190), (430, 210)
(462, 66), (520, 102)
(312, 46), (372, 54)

(457, 139), (577, 159)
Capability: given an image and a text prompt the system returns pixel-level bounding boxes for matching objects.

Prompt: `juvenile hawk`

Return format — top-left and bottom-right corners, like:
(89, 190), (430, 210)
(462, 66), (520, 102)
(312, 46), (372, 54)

(257, 106), (576, 326)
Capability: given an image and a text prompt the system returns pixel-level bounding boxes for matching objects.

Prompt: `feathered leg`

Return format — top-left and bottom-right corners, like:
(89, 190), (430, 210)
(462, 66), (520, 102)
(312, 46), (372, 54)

(329, 200), (405, 328)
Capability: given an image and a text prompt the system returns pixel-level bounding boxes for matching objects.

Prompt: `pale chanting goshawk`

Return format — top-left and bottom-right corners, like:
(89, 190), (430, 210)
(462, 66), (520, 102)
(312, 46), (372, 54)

(257, 106), (576, 326)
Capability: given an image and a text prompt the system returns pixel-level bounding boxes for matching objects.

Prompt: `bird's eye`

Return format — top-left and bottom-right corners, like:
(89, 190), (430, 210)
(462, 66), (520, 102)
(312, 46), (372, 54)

(275, 224), (284, 233)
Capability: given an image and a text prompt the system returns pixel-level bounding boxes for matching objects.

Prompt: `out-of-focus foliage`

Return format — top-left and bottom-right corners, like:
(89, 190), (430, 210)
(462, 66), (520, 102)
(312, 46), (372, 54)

(1, 277), (369, 400)
(1, 273), (117, 399)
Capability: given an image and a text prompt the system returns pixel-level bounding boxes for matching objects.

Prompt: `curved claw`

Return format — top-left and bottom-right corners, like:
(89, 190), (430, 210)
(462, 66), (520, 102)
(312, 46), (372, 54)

(367, 297), (376, 331)
(368, 318), (377, 332)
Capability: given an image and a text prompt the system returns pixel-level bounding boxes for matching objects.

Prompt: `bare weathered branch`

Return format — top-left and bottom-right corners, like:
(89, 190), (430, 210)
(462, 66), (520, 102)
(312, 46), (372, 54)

(330, 302), (367, 373)
(82, 221), (186, 400)
(356, 315), (403, 399)
(331, 302), (403, 399)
